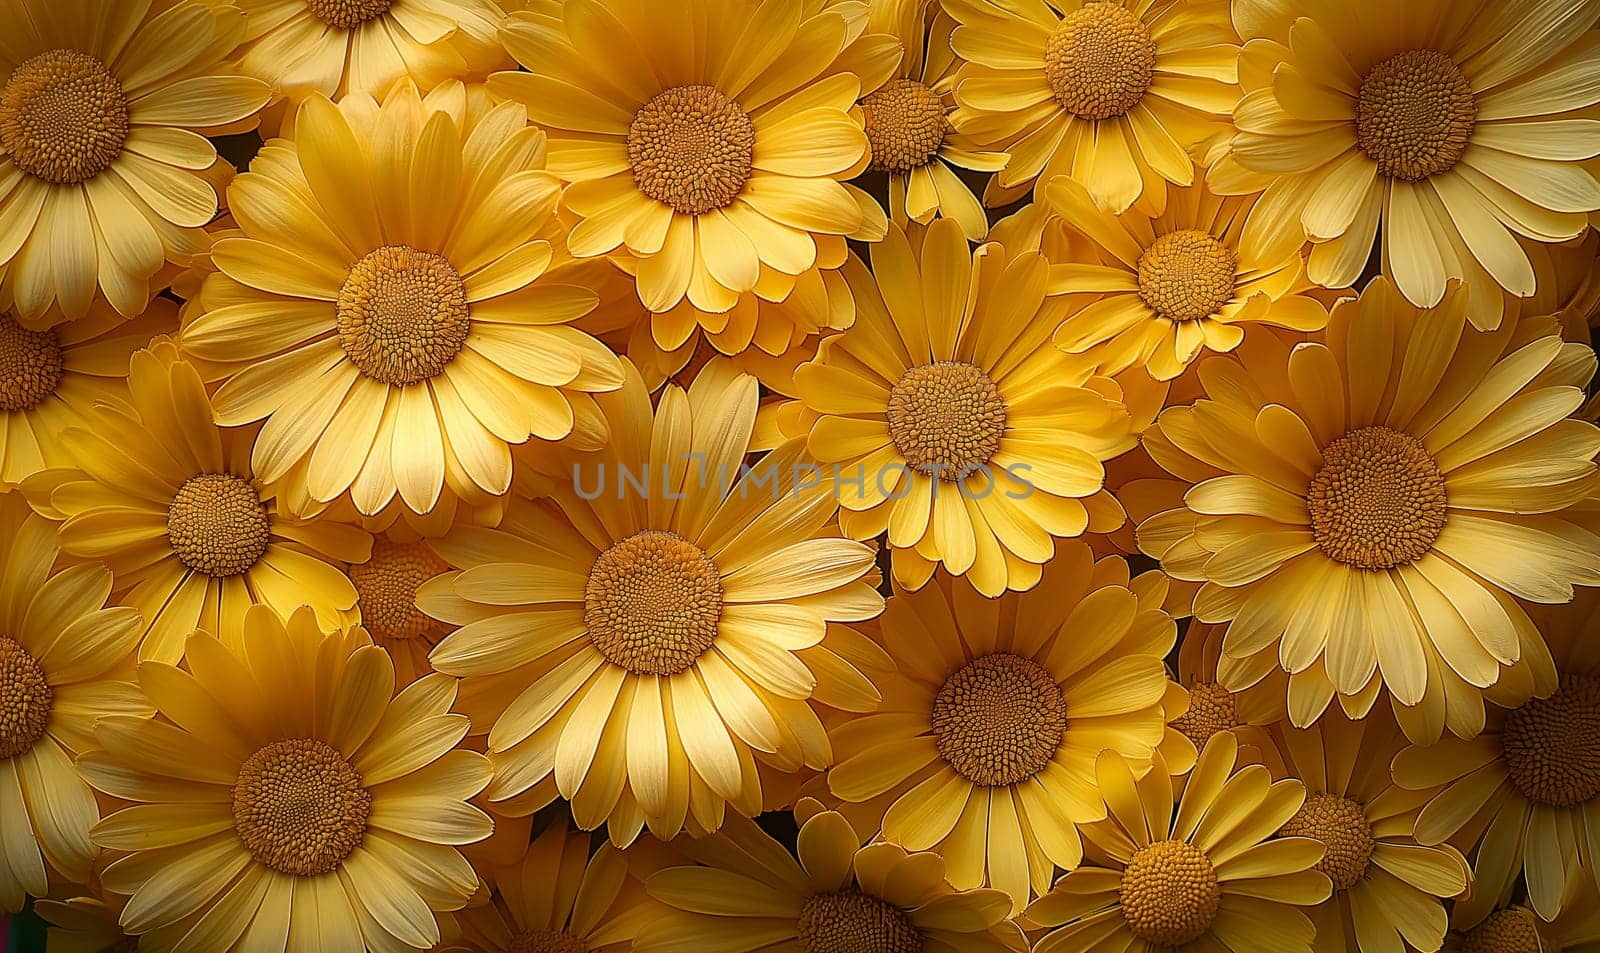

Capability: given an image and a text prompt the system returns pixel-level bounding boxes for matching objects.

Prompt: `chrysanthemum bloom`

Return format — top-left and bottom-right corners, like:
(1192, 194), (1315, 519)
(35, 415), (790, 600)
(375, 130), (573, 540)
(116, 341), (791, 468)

(1260, 710), (1470, 953)
(182, 82), (623, 518)
(1024, 735), (1331, 953)
(1137, 279), (1600, 739)
(347, 535), (453, 687)
(419, 362), (884, 844)
(230, 0), (515, 110)
(642, 802), (1027, 953)
(21, 340), (369, 662)
(1213, 0), (1600, 324)
(945, 0), (1239, 212)
(0, 0), (268, 321)
(1170, 620), (1284, 755)
(825, 545), (1180, 912)
(864, 0), (1005, 239)
(442, 818), (654, 952)
(0, 297), (174, 485)
(1394, 588), (1600, 923)
(1046, 173), (1330, 380)
(0, 494), (145, 911)
(491, 0), (890, 312)
(791, 220), (1134, 596)
(84, 606), (493, 952)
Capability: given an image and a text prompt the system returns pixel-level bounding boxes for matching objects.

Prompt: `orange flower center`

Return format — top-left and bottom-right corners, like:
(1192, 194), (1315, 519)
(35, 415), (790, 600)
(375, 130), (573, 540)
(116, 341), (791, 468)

(585, 530), (724, 675)
(303, 0), (394, 29)
(1458, 908), (1544, 953)
(627, 85), (755, 215)
(932, 652), (1066, 786)
(166, 474), (272, 578)
(1043, 3), (1157, 120)
(1307, 426), (1448, 570)
(863, 78), (948, 174)
(0, 49), (129, 185)
(1502, 674), (1600, 807)
(0, 636), (51, 760)
(886, 361), (1006, 482)
(0, 313), (63, 412)
(1136, 230), (1238, 322)
(1171, 681), (1238, 748)
(337, 245), (471, 386)
(232, 738), (371, 876)
(1277, 793), (1374, 891)
(351, 540), (451, 642)
(1119, 840), (1221, 946)
(508, 931), (588, 953)
(1355, 50), (1477, 181)
(797, 890), (923, 953)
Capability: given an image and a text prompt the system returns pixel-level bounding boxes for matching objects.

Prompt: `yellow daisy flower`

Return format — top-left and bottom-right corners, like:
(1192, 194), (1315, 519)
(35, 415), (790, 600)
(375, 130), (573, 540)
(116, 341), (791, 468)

(181, 81), (624, 518)
(0, 296), (174, 485)
(83, 605), (493, 952)
(1445, 895), (1600, 953)
(346, 533), (453, 687)
(230, 0), (515, 107)
(1260, 710), (1470, 953)
(1170, 620), (1285, 755)
(419, 362), (884, 844)
(946, 0), (1240, 212)
(0, 493), (145, 911)
(0, 0), (268, 321)
(824, 545), (1181, 912)
(865, 0), (1006, 239)
(443, 818), (655, 952)
(641, 802), (1027, 953)
(1046, 172), (1330, 380)
(491, 0), (890, 312)
(1137, 279), (1600, 739)
(20, 339), (370, 663)
(1214, 0), (1600, 323)
(1024, 734), (1331, 953)
(1394, 588), (1600, 923)
(791, 219), (1133, 596)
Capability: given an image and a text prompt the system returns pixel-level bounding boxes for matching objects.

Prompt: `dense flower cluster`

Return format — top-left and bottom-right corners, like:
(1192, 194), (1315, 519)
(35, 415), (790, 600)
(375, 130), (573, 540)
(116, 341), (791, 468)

(1, 0), (1599, 951)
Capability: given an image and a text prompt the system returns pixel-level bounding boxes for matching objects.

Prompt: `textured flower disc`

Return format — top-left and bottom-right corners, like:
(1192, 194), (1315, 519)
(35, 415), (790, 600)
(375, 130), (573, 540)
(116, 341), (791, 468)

(1306, 426), (1448, 570)
(1501, 674), (1600, 807)
(1118, 840), (1222, 946)
(863, 78), (948, 173)
(507, 932), (589, 953)
(1277, 793), (1375, 891)
(886, 361), (1007, 481)
(0, 636), (52, 760)
(166, 474), (273, 578)
(584, 530), (725, 675)
(1355, 50), (1477, 181)
(0, 48), (129, 185)
(932, 652), (1067, 787)
(797, 890), (924, 953)
(1042, 2), (1157, 120)
(1171, 682), (1239, 749)
(626, 84), (756, 215)
(1136, 230), (1238, 322)
(303, 0), (394, 29)
(231, 738), (372, 877)
(0, 313), (63, 412)
(1458, 908), (1543, 953)
(351, 540), (451, 642)
(337, 245), (472, 386)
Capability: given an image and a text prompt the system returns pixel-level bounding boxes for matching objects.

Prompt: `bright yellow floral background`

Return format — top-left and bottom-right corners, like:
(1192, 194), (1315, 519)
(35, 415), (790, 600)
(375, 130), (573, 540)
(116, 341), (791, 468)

(2, 0), (1600, 951)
